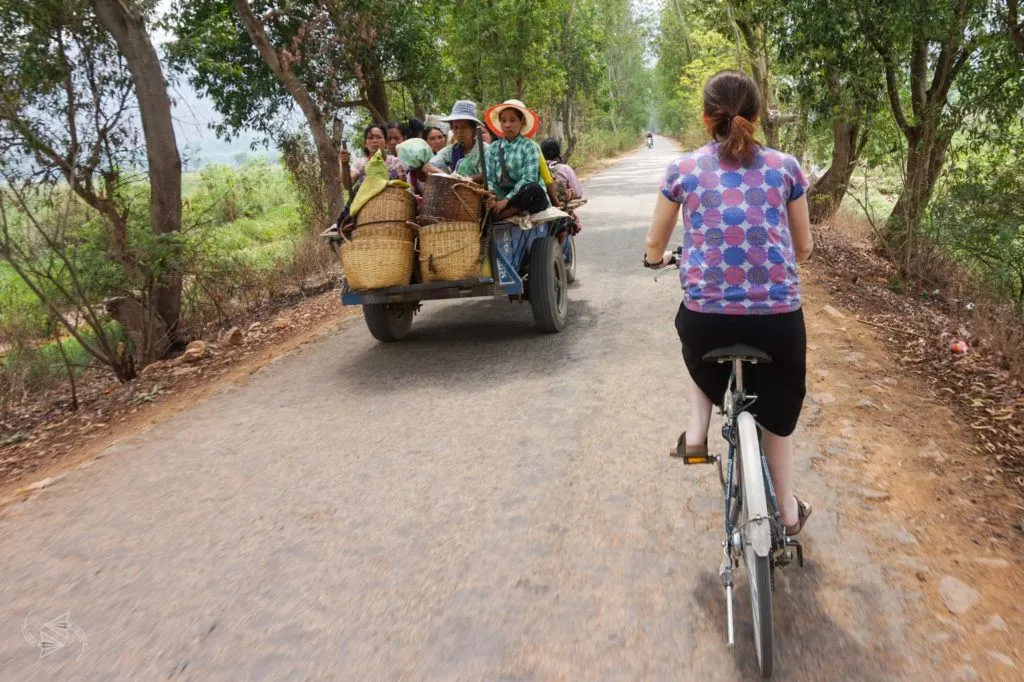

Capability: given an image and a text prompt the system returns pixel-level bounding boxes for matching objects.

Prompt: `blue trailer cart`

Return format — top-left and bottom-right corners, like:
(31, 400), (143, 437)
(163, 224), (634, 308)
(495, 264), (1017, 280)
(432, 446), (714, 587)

(339, 216), (577, 342)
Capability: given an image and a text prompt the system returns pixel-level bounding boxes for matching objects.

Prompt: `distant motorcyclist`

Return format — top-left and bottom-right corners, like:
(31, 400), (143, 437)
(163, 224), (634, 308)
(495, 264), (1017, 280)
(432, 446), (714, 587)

(646, 130), (654, 148)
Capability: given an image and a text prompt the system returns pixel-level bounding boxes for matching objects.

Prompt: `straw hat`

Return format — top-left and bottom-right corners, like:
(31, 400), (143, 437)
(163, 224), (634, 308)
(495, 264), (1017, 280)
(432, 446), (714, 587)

(484, 99), (540, 139)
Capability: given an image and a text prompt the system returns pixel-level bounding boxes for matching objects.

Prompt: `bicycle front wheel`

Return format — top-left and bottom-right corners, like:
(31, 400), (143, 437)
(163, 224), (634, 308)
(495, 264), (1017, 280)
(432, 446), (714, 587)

(736, 411), (774, 678)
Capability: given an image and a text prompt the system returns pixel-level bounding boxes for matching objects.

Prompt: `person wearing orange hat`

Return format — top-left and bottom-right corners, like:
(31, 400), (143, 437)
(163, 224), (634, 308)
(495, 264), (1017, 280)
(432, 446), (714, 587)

(484, 99), (550, 220)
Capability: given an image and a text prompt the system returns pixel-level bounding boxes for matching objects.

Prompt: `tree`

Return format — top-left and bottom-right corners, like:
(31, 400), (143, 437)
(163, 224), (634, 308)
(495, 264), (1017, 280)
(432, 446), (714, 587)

(857, 0), (1023, 262)
(730, 6), (782, 148)
(0, 0), (181, 367)
(552, 0), (603, 159)
(166, 0), (443, 221)
(769, 0), (882, 223)
(92, 0), (183, 350)
(1007, 0), (1024, 55)
(444, 0), (564, 109)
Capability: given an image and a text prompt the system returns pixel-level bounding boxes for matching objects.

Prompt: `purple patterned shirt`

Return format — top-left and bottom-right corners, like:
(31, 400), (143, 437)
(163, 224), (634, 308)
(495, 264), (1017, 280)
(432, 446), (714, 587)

(659, 142), (808, 315)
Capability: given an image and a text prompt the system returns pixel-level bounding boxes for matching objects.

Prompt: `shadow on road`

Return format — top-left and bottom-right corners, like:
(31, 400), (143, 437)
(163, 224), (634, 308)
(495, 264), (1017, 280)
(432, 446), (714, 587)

(340, 298), (599, 393)
(694, 561), (901, 681)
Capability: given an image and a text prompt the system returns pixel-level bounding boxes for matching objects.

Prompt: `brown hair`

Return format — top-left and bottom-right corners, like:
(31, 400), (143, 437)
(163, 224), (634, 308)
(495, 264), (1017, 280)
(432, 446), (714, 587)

(703, 70), (761, 162)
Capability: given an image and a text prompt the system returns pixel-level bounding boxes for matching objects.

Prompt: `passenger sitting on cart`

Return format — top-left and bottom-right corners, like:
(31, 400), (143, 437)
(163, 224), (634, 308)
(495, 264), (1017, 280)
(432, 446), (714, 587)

(424, 100), (489, 184)
(540, 138), (584, 207)
(484, 99), (549, 221)
(425, 126), (447, 154)
(341, 123), (408, 184)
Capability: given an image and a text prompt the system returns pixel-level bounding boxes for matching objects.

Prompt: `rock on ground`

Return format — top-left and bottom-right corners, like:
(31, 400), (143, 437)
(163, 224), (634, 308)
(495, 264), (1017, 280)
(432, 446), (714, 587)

(939, 575), (981, 615)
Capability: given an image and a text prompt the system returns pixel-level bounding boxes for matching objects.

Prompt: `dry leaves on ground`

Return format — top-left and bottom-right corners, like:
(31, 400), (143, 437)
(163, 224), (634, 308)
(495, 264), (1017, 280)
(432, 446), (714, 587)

(811, 228), (1024, 494)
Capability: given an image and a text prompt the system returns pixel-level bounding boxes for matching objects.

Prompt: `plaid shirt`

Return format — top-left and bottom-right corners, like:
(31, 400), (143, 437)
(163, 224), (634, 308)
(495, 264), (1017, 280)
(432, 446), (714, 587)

(485, 134), (540, 200)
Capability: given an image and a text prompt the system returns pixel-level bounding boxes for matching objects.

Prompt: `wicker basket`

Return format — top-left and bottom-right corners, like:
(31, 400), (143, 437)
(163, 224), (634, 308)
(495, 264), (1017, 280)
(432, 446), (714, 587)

(351, 222), (415, 243)
(356, 186), (416, 225)
(421, 175), (485, 222)
(418, 221), (482, 282)
(341, 237), (414, 290)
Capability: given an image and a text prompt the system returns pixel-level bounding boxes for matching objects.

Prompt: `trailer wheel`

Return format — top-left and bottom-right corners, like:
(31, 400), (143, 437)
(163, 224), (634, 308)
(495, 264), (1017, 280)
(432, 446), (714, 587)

(363, 303), (414, 342)
(528, 236), (568, 333)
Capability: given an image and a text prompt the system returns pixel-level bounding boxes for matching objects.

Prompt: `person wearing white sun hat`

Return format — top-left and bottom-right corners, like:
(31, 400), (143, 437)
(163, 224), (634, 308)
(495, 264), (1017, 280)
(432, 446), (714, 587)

(424, 99), (489, 183)
(483, 98), (550, 220)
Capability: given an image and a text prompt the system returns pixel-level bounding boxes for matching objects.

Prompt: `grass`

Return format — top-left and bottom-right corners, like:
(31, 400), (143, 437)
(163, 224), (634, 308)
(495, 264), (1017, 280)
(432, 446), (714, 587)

(2, 320), (129, 390)
(2, 162), (305, 392)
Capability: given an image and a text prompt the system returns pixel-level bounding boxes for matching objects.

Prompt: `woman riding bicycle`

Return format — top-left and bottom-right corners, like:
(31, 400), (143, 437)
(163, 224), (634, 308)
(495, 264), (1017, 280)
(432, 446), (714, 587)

(644, 70), (814, 536)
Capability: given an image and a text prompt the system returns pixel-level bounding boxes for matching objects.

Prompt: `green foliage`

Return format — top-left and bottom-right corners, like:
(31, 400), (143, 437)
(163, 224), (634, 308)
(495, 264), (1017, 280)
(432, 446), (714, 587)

(184, 160), (293, 226)
(164, 0), (444, 136)
(1, 163), (302, 370)
(2, 321), (129, 386)
(570, 129), (642, 169)
(654, 1), (738, 141)
(928, 139), (1024, 311)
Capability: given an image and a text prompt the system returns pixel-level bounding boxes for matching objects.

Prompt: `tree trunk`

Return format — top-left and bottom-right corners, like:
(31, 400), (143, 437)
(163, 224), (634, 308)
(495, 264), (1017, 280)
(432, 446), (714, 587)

(735, 19), (778, 148)
(1009, 0), (1024, 56)
(562, 99), (577, 161)
(361, 59), (391, 124)
(92, 0), (182, 356)
(884, 125), (952, 264)
(234, 0), (343, 221)
(789, 96), (809, 164)
(807, 120), (865, 223)
(105, 295), (168, 367)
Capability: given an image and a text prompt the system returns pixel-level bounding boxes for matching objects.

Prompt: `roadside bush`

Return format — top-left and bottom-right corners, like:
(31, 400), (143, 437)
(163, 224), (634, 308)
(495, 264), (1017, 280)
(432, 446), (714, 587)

(571, 128), (643, 170)
(927, 151), (1024, 314)
(278, 133), (330, 233)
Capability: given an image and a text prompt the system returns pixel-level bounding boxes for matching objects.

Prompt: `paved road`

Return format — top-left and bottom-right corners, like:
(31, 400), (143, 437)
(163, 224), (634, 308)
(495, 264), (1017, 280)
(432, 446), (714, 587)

(1, 139), (933, 680)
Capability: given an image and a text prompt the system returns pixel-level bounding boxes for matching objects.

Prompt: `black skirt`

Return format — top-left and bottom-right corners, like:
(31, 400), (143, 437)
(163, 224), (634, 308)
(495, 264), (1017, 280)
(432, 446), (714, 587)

(675, 303), (807, 437)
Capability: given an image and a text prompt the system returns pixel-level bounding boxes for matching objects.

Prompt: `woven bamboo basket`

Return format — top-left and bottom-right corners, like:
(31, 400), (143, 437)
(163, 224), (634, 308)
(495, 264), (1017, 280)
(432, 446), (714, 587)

(351, 222), (415, 242)
(356, 186), (416, 225)
(341, 237), (414, 290)
(421, 175), (485, 222)
(418, 221), (482, 282)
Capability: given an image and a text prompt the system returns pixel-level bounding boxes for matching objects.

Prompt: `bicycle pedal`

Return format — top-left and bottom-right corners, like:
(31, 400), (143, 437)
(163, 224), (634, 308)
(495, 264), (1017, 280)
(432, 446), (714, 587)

(784, 538), (805, 567)
(669, 448), (717, 464)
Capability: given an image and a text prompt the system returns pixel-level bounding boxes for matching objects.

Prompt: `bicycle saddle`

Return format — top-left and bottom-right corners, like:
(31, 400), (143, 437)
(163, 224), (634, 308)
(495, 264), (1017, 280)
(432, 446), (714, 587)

(701, 344), (773, 364)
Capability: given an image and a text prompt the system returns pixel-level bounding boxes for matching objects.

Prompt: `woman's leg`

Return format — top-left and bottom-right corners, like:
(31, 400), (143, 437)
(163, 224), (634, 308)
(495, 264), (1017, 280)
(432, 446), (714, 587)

(685, 370), (714, 447)
(762, 429), (799, 526)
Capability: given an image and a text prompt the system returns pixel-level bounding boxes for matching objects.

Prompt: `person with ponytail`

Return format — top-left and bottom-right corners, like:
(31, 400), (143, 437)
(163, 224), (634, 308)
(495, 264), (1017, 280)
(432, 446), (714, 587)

(644, 69), (815, 536)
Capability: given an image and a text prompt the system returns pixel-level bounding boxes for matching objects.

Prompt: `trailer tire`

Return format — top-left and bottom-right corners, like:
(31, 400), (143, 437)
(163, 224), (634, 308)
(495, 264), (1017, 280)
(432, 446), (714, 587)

(363, 303), (414, 342)
(529, 236), (569, 333)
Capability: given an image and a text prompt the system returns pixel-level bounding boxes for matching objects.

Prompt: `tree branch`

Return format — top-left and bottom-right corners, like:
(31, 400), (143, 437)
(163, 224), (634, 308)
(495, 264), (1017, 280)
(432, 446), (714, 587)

(910, 37), (927, 118)
(883, 59), (910, 134)
(858, 7), (911, 134)
(234, 0), (327, 139)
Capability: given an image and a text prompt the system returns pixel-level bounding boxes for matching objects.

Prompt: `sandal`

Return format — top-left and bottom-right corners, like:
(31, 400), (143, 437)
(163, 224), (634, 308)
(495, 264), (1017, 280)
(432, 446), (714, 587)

(785, 498), (813, 536)
(671, 431), (708, 460)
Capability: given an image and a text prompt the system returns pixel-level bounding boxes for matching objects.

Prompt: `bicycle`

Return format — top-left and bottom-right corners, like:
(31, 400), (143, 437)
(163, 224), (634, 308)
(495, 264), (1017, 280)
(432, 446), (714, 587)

(653, 250), (804, 678)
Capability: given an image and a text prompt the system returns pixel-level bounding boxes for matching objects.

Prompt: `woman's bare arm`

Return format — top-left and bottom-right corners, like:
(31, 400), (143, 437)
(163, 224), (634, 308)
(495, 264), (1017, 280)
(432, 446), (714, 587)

(645, 193), (681, 265)
(788, 195), (813, 262)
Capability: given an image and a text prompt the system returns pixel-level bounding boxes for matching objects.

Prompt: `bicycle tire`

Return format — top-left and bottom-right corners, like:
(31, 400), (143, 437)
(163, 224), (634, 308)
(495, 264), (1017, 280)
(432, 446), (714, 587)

(736, 411), (774, 678)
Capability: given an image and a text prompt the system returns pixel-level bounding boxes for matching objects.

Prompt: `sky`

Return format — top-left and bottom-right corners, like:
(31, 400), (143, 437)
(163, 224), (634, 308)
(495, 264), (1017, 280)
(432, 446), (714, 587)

(154, 1), (277, 167)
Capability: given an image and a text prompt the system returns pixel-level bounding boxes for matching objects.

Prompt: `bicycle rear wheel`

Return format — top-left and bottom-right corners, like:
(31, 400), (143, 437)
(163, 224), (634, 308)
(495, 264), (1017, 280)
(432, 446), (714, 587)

(736, 411), (774, 678)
